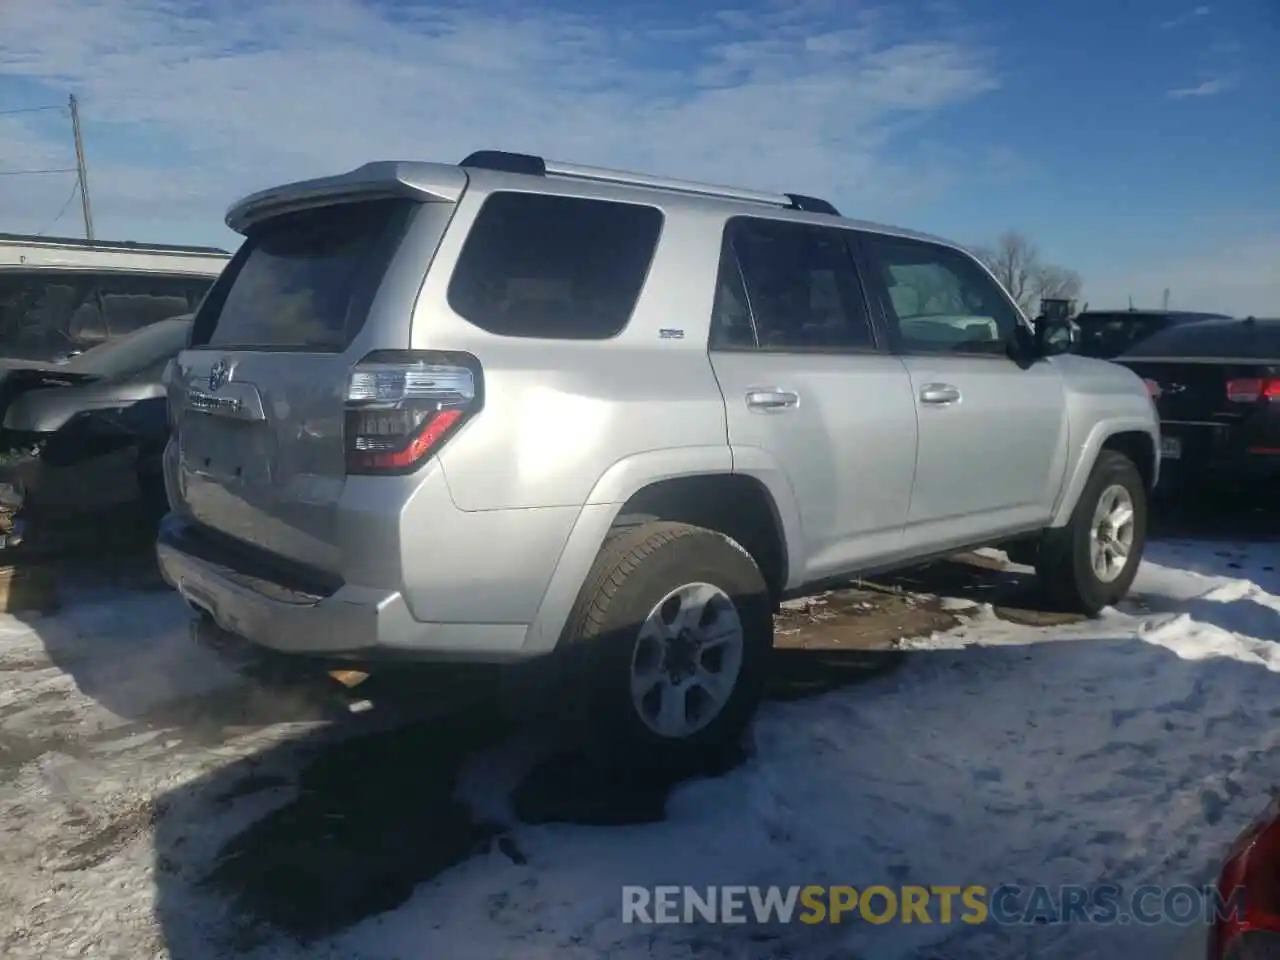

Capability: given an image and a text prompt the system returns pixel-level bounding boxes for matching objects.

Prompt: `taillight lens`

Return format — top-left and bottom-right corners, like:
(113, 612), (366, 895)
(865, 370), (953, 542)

(1226, 377), (1280, 403)
(1210, 802), (1280, 959)
(344, 351), (480, 475)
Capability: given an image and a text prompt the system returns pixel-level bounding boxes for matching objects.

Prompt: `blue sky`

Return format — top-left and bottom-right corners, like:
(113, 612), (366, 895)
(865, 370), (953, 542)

(0, 0), (1276, 313)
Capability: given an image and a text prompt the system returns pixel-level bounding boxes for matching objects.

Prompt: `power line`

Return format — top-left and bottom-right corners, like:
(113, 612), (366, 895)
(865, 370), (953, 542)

(0, 104), (65, 117)
(35, 176), (82, 236)
(2, 95), (95, 240)
(0, 167), (78, 176)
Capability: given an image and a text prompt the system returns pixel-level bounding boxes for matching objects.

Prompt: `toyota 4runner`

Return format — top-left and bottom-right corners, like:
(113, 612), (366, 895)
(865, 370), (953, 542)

(156, 150), (1159, 768)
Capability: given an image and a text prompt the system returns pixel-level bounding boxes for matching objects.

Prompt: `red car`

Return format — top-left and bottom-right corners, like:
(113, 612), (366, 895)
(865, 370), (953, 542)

(1199, 795), (1280, 959)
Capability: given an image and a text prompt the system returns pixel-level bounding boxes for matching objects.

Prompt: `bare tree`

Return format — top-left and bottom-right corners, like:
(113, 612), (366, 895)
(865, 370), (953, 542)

(972, 230), (1082, 315)
(1036, 263), (1084, 303)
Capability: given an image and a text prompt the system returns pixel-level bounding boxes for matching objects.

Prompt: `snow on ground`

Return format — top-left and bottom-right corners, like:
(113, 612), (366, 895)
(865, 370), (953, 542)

(0, 585), (336, 959)
(0, 536), (1277, 959)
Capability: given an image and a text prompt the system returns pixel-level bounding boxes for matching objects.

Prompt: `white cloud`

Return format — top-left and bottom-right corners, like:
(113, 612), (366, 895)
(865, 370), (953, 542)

(0, 0), (999, 245)
(1085, 235), (1280, 318)
(1159, 5), (1211, 29)
(1167, 75), (1237, 98)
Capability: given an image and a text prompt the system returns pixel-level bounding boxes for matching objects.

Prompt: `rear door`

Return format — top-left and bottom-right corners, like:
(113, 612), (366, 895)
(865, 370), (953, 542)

(708, 216), (918, 581)
(168, 197), (439, 573)
(856, 232), (1067, 550)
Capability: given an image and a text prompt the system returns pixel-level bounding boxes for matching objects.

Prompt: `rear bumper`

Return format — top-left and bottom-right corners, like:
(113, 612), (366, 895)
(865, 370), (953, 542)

(1159, 423), (1280, 489)
(156, 514), (534, 662)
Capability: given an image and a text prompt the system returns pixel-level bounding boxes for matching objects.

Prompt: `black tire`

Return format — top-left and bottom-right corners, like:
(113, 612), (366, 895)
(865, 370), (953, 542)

(1036, 450), (1147, 615)
(563, 521), (772, 774)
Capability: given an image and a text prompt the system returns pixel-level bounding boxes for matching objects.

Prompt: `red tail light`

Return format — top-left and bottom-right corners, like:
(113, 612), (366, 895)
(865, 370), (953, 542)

(1226, 377), (1280, 403)
(1210, 802), (1280, 959)
(344, 351), (480, 475)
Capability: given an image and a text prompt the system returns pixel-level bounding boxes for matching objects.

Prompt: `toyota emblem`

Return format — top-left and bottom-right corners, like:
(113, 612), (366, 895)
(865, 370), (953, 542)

(209, 359), (230, 391)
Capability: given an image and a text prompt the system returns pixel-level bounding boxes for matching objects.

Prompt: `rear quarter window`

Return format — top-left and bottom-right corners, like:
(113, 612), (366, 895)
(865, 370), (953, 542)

(446, 191), (663, 340)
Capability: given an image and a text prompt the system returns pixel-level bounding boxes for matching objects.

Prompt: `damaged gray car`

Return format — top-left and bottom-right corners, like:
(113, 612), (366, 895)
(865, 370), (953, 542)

(0, 315), (190, 536)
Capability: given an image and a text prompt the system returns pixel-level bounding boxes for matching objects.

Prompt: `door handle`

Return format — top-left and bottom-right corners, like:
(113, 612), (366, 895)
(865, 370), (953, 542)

(745, 388), (800, 411)
(918, 383), (961, 405)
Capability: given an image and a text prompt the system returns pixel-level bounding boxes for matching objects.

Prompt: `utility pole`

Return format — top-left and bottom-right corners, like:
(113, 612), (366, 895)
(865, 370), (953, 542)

(68, 94), (95, 242)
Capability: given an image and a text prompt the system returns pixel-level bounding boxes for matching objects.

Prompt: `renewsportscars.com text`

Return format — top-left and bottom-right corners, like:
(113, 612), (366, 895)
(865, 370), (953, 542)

(622, 884), (1243, 927)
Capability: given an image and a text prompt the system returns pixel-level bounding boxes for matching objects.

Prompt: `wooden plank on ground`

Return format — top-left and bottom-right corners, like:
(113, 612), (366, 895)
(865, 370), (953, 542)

(0, 563), (59, 614)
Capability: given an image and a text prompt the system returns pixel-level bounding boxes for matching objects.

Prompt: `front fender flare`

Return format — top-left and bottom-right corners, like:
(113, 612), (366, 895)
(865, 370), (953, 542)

(1050, 418), (1159, 528)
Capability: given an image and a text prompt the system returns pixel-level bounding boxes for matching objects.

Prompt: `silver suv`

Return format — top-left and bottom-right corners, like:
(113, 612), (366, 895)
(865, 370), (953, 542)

(156, 150), (1159, 767)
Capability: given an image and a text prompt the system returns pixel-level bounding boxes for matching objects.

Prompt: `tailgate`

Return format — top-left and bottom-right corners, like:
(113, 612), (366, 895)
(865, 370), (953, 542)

(168, 196), (435, 574)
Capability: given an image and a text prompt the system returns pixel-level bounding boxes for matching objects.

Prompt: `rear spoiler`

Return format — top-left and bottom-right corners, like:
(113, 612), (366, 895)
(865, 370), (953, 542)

(226, 161), (469, 235)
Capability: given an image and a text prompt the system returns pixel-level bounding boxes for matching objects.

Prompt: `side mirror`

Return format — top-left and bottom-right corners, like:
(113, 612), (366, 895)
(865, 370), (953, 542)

(1034, 316), (1077, 356)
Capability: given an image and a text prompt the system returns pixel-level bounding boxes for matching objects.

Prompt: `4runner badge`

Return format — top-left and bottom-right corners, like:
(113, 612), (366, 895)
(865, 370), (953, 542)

(209, 359), (230, 391)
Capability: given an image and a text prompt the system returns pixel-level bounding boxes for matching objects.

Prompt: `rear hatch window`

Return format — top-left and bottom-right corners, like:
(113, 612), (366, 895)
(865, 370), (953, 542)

(1122, 319), (1280, 361)
(192, 198), (416, 352)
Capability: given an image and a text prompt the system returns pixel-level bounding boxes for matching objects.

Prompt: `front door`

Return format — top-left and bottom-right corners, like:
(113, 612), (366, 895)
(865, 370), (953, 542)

(856, 231), (1068, 552)
(707, 216), (918, 583)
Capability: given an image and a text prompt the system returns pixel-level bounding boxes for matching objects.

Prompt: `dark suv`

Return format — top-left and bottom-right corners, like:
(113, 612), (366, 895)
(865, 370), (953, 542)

(1073, 309), (1234, 360)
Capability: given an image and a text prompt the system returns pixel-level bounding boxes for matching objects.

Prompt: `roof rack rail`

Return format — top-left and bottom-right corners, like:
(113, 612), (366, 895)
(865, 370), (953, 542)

(0, 231), (230, 256)
(459, 150), (840, 215)
(785, 193), (840, 216)
(459, 150), (546, 176)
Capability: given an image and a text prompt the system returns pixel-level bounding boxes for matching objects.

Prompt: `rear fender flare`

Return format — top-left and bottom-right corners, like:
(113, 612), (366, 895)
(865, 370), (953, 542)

(522, 446), (806, 654)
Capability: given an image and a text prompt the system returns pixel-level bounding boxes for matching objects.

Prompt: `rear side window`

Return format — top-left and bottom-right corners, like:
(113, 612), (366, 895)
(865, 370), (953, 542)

(712, 216), (876, 351)
(447, 192), (663, 339)
(194, 199), (415, 351)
